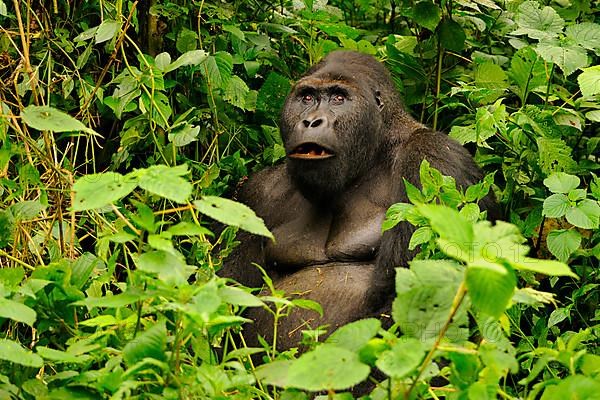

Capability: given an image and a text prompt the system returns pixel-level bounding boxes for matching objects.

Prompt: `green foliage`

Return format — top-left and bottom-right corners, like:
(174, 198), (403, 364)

(0, 0), (598, 398)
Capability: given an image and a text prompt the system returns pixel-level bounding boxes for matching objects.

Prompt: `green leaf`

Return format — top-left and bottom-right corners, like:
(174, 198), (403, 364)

(163, 49), (208, 73)
(565, 22), (600, 52)
(71, 252), (104, 289)
(218, 286), (264, 307)
(543, 172), (580, 194)
(586, 110), (600, 122)
(510, 257), (577, 278)
(578, 66), (600, 97)
(536, 137), (576, 175)
(540, 375), (600, 399)
(547, 229), (581, 262)
(285, 345), (370, 391)
(382, 202), (414, 231)
(474, 63), (508, 90)
(408, 226), (433, 250)
(439, 19), (465, 52)
(224, 75), (250, 110)
(565, 199), (600, 229)
(393, 260), (468, 344)
(257, 72), (292, 115)
(134, 164), (192, 203)
(543, 194), (570, 218)
(325, 319), (381, 352)
(36, 347), (89, 364)
(413, 1), (441, 31)
(536, 40), (588, 76)
(135, 250), (195, 287)
(72, 292), (143, 308)
(168, 124), (200, 147)
(375, 337), (425, 378)
(72, 172), (137, 211)
(154, 52), (171, 71)
(194, 196), (273, 239)
(166, 222), (212, 237)
(21, 106), (99, 136)
(95, 20), (120, 44)
(0, 298), (36, 326)
(512, 1), (564, 40)
(202, 52), (233, 88)
(466, 262), (516, 318)
(509, 47), (547, 103)
(0, 339), (43, 367)
(123, 322), (167, 367)
(417, 205), (473, 262)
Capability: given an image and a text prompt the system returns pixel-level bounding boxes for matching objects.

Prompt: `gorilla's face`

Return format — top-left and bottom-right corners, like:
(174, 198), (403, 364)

(280, 73), (384, 204)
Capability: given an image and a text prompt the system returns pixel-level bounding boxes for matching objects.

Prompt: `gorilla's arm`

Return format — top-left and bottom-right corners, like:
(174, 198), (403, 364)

(376, 129), (494, 276)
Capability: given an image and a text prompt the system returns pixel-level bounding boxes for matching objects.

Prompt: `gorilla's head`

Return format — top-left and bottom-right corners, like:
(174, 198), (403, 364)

(280, 50), (408, 204)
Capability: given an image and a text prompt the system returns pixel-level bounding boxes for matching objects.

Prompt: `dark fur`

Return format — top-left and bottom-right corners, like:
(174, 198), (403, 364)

(220, 51), (496, 350)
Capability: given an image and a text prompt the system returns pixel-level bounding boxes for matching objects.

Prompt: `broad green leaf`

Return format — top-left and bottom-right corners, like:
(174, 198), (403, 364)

(202, 52), (233, 88)
(536, 40), (588, 76)
(176, 28), (198, 53)
(0, 339), (43, 367)
(223, 24), (245, 40)
(413, 1), (441, 31)
(543, 193), (569, 218)
(382, 202), (414, 232)
(393, 260), (468, 344)
(135, 250), (195, 287)
(72, 172), (137, 211)
(474, 63), (508, 90)
(586, 110), (600, 122)
(510, 257), (577, 278)
(543, 172), (580, 193)
(376, 337), (425, 378)
(286, 345), (370, 391)
(10, 200), (45, 221)
(21, 106), (99, 136)
(224, 75), (250, 110)
(0, 298), (36, 326)
(123, 322), (167, 366)
(79, 315), (118, 327)
(449, 125), (476, 145)
(154, 52), (171, 71)
(36, 347), (90, 364)
(166, 222), (212, 236)
(512, 1), (564, 40)
(134, 164), (192, 203)
(408, 226), (433, 250)
(540, 374), (600, 399)
(325, 319), (381, 352)
(547, 229), (581, 262)
(168, 124), (200, 147)
(194, 196), (273, 239)
(163, 49), (208, 73)
(418, 205), (473, 262)
(537, 137), (576, 175)
(256, 72), (292, 115)
(0, 267), (25, 290)
(466, 262), (516, 318)
(578, 66), (600, 97)
(255, 360), (294, 387)
(439, 19), (465, 52)
(95, 20), (120, 44)
(509, 47), (547, 103)
(565, 22), (600, 52)
(71, 252), (104, 289)
(565, 199), (600, 229)
(218, 286), (264, 307)
(72, 292), (142, 308)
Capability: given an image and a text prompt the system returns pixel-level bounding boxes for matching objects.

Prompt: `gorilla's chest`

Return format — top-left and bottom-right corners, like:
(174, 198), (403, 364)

(264, 190), (387, 268)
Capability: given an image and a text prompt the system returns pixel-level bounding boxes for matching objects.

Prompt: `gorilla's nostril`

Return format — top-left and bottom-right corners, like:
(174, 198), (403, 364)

(303, 120), (310, 128)
(310, 118), (323, 128)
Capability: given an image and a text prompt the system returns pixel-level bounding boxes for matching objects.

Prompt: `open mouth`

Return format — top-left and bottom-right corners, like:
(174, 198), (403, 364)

(288, 143), (335, 160)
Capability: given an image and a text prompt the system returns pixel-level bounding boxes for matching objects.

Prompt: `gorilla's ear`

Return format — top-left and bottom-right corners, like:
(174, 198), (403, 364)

(375, 90), (384, 111)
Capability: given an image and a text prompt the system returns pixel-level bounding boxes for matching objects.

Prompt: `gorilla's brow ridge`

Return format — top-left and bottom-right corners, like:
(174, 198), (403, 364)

(295, 77), (358, 92)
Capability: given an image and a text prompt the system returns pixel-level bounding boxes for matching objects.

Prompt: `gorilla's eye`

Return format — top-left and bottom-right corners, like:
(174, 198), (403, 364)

(302, 94), (315, 104)
(331, 94), (346, 105)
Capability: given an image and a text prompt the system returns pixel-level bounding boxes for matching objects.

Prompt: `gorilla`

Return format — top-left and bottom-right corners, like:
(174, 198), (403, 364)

(220, 50), (495, 350)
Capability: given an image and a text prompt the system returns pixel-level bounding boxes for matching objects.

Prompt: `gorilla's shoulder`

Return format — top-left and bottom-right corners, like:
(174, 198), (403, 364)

(237, 164), (294, 214)
(391, 128), (482, 185)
